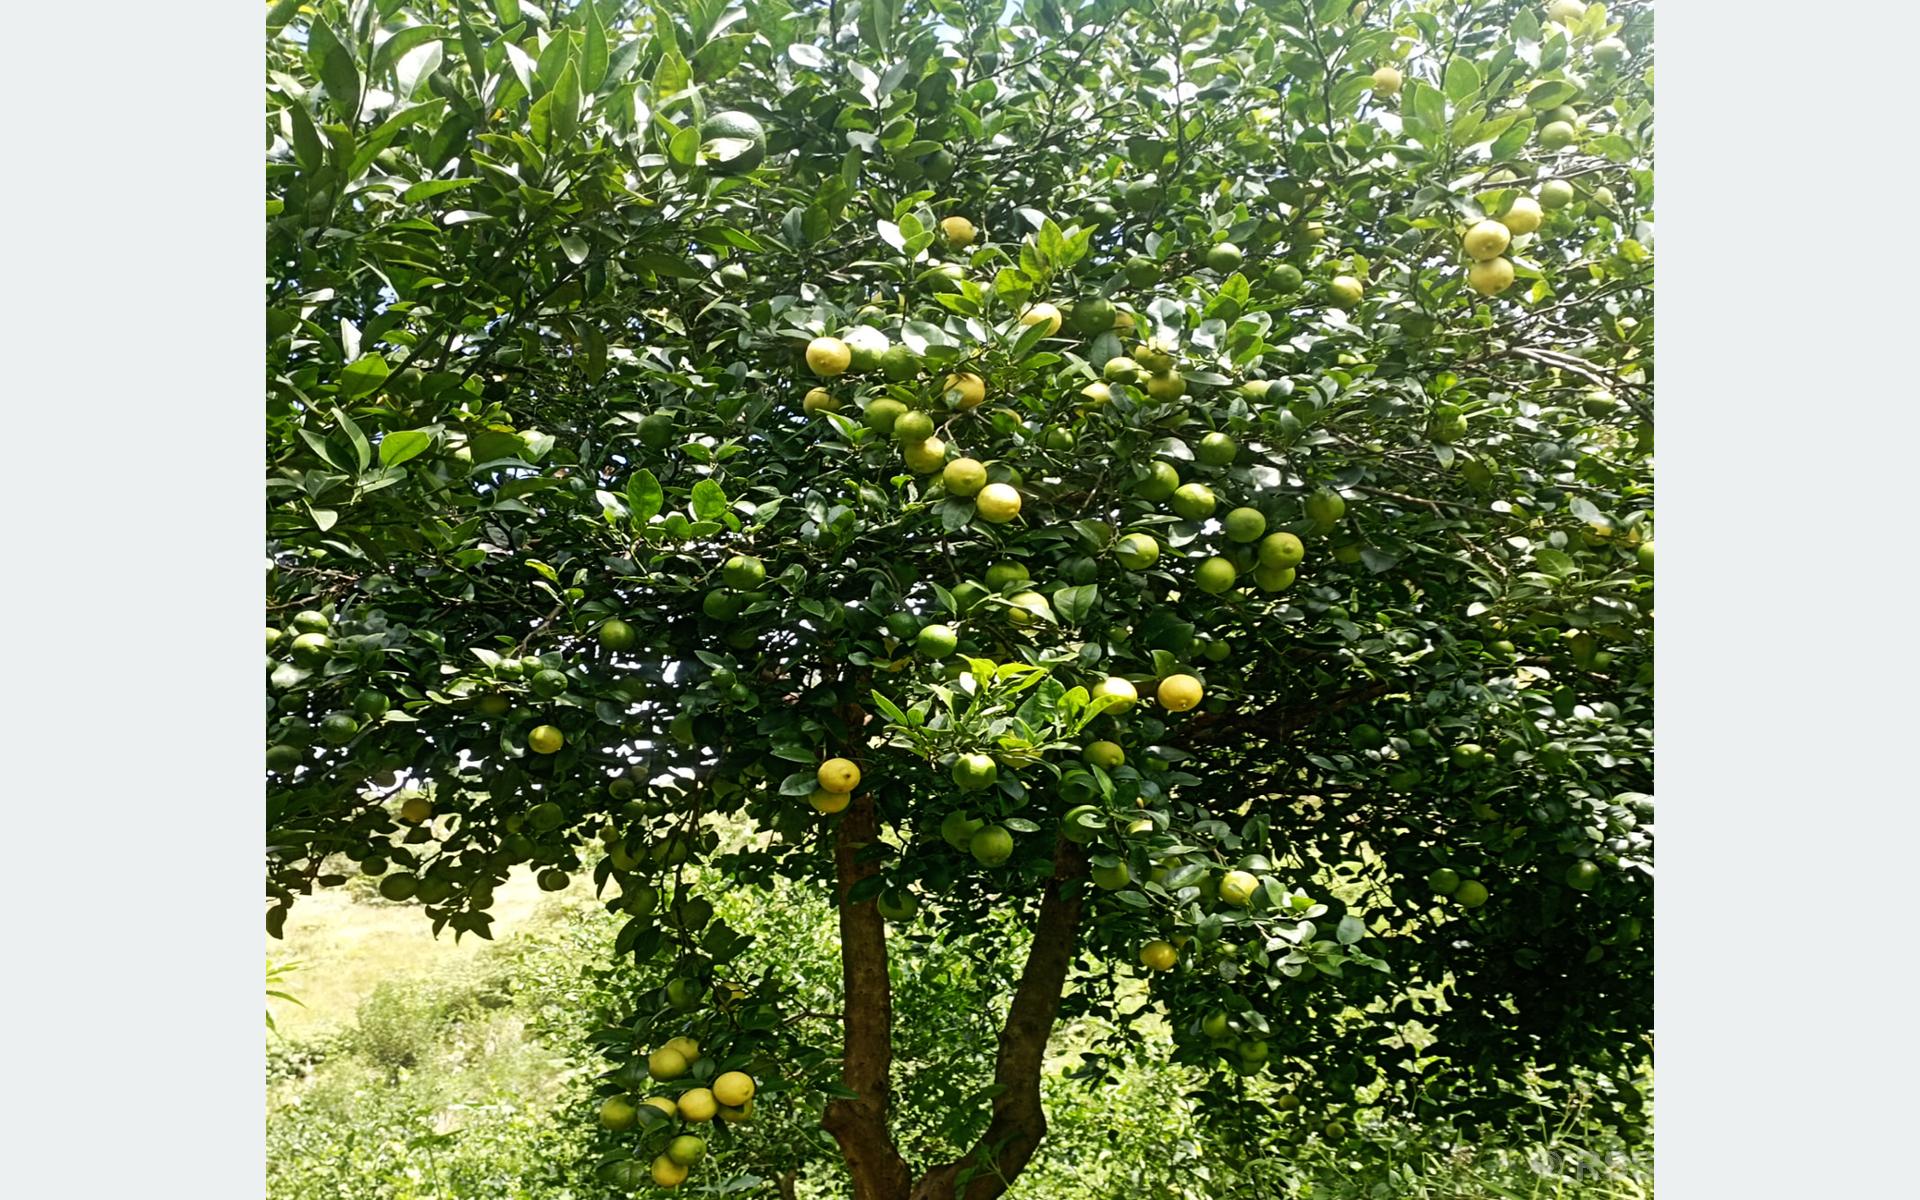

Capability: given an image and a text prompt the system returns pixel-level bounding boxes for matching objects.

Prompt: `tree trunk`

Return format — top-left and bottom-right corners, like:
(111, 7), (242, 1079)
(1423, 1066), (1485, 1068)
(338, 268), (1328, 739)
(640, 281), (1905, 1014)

(908, 836), (1091, 1200)
(820, 789), (915, 1200)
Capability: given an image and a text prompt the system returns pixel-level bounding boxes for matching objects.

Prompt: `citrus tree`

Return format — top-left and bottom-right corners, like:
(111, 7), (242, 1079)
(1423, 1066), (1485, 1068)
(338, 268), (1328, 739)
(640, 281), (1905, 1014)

(266, 0), (1654, 1194)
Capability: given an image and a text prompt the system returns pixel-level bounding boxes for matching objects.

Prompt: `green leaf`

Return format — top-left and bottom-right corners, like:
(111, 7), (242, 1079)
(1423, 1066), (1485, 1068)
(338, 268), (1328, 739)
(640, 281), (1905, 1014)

(1051, 584), (1099, 625)
(338, 353), (391, 400)
(401, 178), (477, 202)
(654, 45), (692, 104)
(333, 409), (372, 473)
(378, 429), (433, 467)
(307, 19), (362, 121)
(1443, 58), (1482, 103)
(285, 101), (325, 172)
(580, 1), (610, 93)
(690, 478), (728, 521)
(548, 59), (581, 144)
(1336, 914), (1366, 945)
(627, 470), (663, 522)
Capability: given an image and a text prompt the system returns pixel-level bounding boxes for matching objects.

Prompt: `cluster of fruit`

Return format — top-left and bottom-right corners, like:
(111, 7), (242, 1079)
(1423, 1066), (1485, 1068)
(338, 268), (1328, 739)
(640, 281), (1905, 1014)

(595, 1036), (758, 1189)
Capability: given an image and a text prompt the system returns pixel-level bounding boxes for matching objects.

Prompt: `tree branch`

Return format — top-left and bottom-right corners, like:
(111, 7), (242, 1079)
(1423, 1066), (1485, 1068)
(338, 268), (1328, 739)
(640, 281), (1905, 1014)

(820, 788), (914, 1200)
(910, 837), (1090, 1200)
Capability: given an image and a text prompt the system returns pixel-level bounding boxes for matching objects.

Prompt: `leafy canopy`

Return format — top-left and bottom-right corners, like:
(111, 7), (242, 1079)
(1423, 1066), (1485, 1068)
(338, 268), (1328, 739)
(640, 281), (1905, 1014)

(267, 0), (1653, 1189)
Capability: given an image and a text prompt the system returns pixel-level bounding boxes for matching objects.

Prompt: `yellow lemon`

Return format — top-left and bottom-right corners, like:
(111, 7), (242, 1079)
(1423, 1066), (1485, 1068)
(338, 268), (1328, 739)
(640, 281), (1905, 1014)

(818, 757), (861, 793)
(975, 482), (1022, 523)
(712, 1071), (756, 1107)
(1140, 939), (1178, 971)
(677, 1087), (718, 1122)
(1018, 302), (1063, 336)
(1092, 676), (1138, 713)
(1500, 196), (1544, 235)
(1462, 219), (1511, 261)
(1370, 66), (1401, 95)
(805, 336), (852, 377)
(810, 789), (850, 814)
(1157, 674), (1204, 712)
(942, 457), (987, 496)
(1468, 256), (1515, 296)
(651, 1155), (689, 1187)
(940, 216), (977, 248)
(944, 372), (986, 408)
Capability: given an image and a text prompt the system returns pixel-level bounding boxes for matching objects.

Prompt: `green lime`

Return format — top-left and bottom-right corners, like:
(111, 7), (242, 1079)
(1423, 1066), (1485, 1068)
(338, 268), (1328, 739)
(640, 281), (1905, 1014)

(722, 554), (766, 589)
(952, 753), (999, 791)
(916, 624), (958, 657)
(1114, 532), (1160, 569)
(1223, 507), (1266, 543)
(531, 668), (569, 698)
(1427, 867), (1461, 895)
(699, 110), (766, 175)
(1138, 461), (1181, 501)
(598, 619), (637, 650)
(1171, 483), (1217, 521)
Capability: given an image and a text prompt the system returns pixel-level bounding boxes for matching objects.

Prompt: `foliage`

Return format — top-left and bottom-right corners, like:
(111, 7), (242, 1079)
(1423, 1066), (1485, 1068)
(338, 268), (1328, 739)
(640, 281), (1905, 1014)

(266, 0), (1655, 1193)
(269, 958), (308, 1035)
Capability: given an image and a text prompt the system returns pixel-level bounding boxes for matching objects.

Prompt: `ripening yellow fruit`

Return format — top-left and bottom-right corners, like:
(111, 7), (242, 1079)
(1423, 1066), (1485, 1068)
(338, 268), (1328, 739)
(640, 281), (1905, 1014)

(902, 435), (947, 474)
(1327, 275), (1364, 307)
(1018, 303), (1063, 336)
(810, 788), (850, 814)
(643, 1096), (680, 1118)
(975, 482), (1022, 523)
(664, 1036), (700, 1062)
(712, 1071), (757, 1107)
(1500, 196), (1544, 235)
(1462, 219), (1511, 261)
(1157, 674), (1204, 712)
(944, 372), (986, 408)
(1370, 66), (1401, 96)
(806, 336), (852, 376)
(1468, 256), (1515, 296)
(399, 795), (433, 824)
(818, 757), (862, 793)
(802, 387), (840, 414)
(940, 216), (978, 248)
(942, 457), (987, 496)
(652, 1155), (690, 1187)
(648, 1047), (690, 1080)
(1092, 676), (1138, 713)
(1140, 939), (1178, 971)
(677, 1087), (719, 1122)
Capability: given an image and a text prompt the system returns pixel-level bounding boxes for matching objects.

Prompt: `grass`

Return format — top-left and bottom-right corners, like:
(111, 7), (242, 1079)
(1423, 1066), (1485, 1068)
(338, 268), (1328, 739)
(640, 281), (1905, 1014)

(266, 871), (1651, 1200)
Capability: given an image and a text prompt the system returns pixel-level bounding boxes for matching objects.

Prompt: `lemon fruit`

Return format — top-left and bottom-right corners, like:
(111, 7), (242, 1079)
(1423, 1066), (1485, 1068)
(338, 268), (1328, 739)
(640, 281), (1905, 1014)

(1501, 196), (1544, 235)
(1084, 740), (1125, 769)
(952, 753), (999, 791)
(1328, 275), (1364, 306)
(712, 1071), (756, 1107)
(1539, 178), (1575, 209)
(699, 110), (766, 175)
(902, 436), (947, 473)
(975, 482), (1022, 523)
(1223, 507), (1266, 543)
(970, 825), (1015, 866)
(1158, 674), (1204, 711)
(1462, 219), (1511, 261)
(1253, 564), (1294, 591)
(1538, 120), (1576, 150)
(648, 1047), (690, 1081)
(940, 216), (977, 248)
(1092, 676), (1138, 712)
(818, 757), (861, 793)
(944, 372), (986, 409)
(1138, 461), (1180, 501)
(1195, 556), (1238, 595)
(1203, 242), (1244, 272)
(1468, 256), (1515, 296)
(1018, 302), (1063, 336)
(1114, 532), (1161, 569)
(677, 1087), (718, 1122)
(810, 789), (851, 814)
(1218, 869), (1259, 907)
(806, 336), (852, 377)
(942, 457), (987, 496)
(1139, 940), (1178, 971)
(1171, 483), (1217, 521)
(1370, 65), (1402, 95)
(528, 724), (564, 754)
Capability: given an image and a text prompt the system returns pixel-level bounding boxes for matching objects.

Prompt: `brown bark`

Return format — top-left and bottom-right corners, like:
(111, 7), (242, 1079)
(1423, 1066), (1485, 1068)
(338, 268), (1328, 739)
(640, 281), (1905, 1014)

(820, 790), (915, 1200)
(909, 836), (1091, 1200)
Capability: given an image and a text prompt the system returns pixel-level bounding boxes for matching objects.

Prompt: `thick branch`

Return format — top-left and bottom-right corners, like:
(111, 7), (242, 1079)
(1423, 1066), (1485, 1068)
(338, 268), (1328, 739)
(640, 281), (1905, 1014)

(820, 790), (914, 1200)
(911, 837), (1091, 1200)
